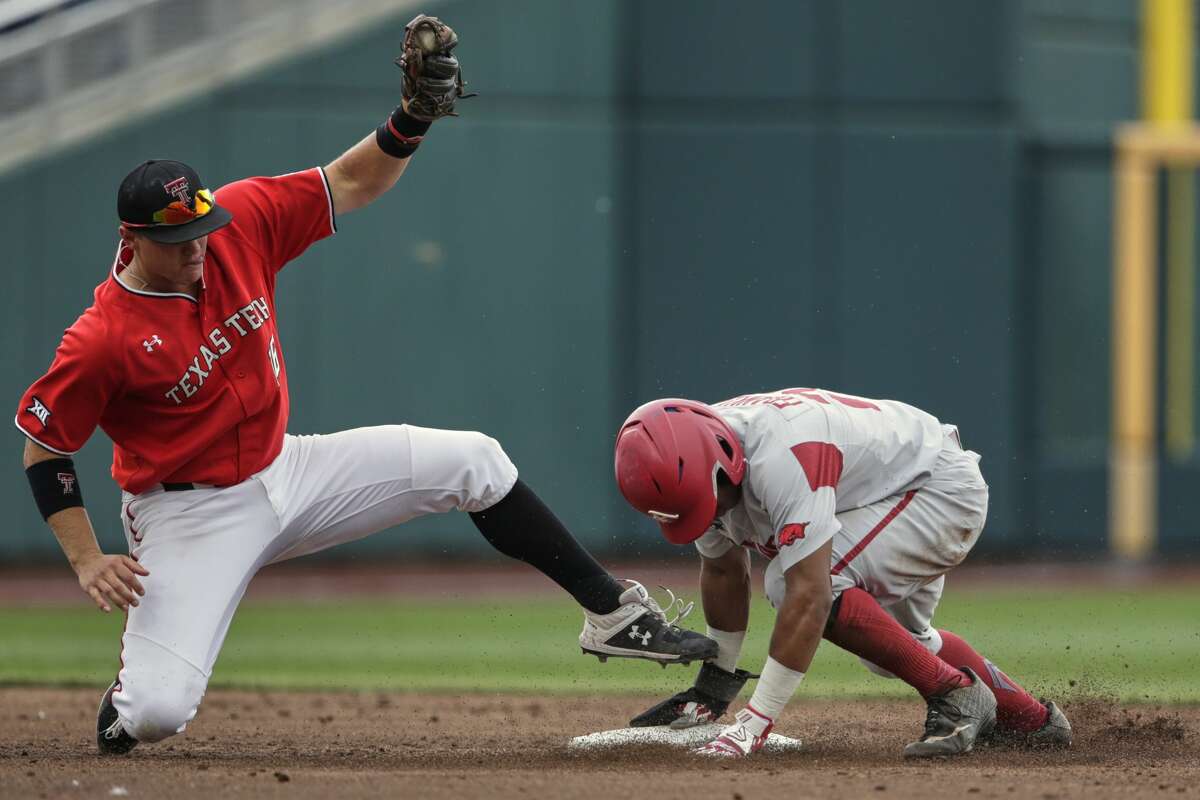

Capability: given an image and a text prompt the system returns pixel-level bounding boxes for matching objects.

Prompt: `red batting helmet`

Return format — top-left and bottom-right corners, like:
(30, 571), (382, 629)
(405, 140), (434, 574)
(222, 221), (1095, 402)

(614, 398), (746, 545)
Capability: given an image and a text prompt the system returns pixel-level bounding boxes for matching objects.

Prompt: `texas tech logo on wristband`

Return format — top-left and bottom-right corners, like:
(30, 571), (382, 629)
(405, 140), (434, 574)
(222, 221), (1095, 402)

(57, 473), (76, 494)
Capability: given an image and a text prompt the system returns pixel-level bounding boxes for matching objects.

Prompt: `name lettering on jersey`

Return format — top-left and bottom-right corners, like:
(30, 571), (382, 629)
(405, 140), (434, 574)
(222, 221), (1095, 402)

(26, 396), (51, 427)
(164, 295), (271, 405)
(223, 298), (270, 336)
(717, 389), (880, 411)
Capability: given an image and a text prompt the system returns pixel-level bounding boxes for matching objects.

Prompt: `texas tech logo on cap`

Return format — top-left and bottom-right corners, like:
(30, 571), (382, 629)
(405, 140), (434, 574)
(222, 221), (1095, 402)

(163, 176), (191, 204)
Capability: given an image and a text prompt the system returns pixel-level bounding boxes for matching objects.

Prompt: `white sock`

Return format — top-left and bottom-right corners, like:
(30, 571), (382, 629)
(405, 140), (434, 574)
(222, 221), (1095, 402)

(706, 627), (746, 673)
(747, 656), (805, 720)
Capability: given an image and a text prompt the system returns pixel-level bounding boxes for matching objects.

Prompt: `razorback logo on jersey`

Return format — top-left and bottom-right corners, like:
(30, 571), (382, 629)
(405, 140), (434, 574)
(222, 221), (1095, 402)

(778, 523), (808, 547)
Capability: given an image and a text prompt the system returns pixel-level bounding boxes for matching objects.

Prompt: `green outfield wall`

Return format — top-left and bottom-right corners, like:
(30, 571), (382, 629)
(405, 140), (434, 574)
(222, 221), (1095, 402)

(3, 0), (1196, 559)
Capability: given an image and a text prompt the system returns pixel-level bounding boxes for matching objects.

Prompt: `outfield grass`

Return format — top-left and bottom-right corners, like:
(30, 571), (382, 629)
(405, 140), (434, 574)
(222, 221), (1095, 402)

(1, 586), (1196, 702)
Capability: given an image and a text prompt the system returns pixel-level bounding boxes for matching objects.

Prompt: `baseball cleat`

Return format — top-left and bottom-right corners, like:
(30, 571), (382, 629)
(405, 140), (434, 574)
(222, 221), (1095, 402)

(902, 667), (997, 759)
(97, 680), (138, 755)
(1025, 701), (1072, 747)
(984, 700), (1073, 748)
(579, 580), (718, 665)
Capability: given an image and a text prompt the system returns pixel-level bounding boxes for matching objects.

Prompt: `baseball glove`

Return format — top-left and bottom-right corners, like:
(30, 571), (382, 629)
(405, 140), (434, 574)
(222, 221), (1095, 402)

(395, 14), (474, 121)
(629, 663), (756, 729)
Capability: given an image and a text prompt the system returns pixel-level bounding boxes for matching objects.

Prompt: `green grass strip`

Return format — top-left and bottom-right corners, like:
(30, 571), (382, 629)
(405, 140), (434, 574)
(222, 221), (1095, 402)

(1, 586), (1196, 702)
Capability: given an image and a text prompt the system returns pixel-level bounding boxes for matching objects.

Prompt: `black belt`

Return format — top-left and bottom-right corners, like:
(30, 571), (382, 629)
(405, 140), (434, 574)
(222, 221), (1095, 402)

(162, 482), (197, 492)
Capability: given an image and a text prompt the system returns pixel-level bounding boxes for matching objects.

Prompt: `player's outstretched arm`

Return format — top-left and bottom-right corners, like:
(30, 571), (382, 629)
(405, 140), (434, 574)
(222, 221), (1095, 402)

(324, 14), (471, 215)
(22, 440), (148, 613)
(694, 540), (833, 758)
(769, 538), (835, 673)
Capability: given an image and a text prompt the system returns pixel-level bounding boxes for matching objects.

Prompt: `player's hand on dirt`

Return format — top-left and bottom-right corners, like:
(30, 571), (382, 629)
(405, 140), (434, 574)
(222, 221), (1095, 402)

(395, 14), (475, 121)
(76, 553), (148, 613)
(630, 663), (755, 728)
(693, 706), (774, 758)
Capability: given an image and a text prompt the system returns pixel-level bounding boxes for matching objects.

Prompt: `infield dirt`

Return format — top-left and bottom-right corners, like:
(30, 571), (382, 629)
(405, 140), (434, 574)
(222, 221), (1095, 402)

(2, 688), (1195, 800)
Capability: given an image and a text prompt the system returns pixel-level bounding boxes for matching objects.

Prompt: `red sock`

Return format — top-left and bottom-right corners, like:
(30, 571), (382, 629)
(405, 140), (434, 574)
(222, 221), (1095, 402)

(935, 630), (1049, 733)
(825, 588), (969, 698)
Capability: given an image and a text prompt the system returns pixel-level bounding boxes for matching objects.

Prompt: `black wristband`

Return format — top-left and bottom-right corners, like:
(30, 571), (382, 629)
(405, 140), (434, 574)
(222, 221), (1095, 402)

(26, 457), (84, 520)
(376, 106), (432, 158)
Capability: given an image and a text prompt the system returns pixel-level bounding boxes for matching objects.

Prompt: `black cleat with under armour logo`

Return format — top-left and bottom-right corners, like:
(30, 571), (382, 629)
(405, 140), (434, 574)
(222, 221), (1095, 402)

(578, 580), (718, 665)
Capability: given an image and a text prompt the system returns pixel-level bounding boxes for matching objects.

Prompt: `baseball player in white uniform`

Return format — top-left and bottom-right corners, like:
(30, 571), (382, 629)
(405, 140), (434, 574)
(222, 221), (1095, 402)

(15, 15), (715, 756)
(614, 388), (1072, 758)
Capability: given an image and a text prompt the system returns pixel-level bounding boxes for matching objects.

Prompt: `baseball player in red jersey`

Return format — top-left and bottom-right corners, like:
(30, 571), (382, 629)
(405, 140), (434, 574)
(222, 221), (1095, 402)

(613, 389), (1073, 758)
(15, 16), (715, 756)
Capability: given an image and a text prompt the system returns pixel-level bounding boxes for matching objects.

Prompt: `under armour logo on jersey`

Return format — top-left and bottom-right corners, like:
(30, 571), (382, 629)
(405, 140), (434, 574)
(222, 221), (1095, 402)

(628, 625), (652, 646)
(57, 473), (76, 494)
(26, 397), (50, 426)
(143, 335), (163, 352)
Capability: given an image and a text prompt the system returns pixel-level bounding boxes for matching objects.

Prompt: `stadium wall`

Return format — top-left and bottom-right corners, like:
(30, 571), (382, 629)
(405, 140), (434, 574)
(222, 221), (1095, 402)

(3, 0), (1194, 559)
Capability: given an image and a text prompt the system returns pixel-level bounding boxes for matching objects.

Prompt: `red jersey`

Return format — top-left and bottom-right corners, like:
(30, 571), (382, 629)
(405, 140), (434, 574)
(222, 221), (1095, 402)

(15, 168), (336, 493)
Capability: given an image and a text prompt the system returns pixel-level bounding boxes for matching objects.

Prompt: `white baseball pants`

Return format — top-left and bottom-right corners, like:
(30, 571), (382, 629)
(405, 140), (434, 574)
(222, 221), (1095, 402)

(764, 424), (989, 668)
(110, 424), (518, 742)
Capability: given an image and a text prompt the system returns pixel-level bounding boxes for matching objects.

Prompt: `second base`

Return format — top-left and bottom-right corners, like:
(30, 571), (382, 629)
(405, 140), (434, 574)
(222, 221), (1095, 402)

(568, 723), (802, 753)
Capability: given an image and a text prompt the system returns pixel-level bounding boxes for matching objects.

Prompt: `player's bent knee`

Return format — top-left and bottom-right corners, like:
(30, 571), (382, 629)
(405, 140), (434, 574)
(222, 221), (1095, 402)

(112, 642), (209, 743)
(456, 431), (518, 513)
(124, 690), (202, 742)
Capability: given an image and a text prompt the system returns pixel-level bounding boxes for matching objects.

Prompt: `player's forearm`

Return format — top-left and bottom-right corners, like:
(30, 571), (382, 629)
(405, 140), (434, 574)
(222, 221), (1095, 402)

(325, 133), (412, 215)
(23, 440), (102, 570)
(46, 506), (105, 571)
(769, 539), (835, 672)
(700, 554), (751, 633)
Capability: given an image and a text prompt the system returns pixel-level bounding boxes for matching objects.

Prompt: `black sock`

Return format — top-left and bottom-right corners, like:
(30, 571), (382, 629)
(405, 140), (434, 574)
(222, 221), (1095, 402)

(469, 479), (624, 614)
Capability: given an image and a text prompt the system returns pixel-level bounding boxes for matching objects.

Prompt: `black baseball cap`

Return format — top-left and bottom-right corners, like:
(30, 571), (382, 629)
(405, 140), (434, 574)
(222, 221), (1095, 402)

(117, 160), (233, 244)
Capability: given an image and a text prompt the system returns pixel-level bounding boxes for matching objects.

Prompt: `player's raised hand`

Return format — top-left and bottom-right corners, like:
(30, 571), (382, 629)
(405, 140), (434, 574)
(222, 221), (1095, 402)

(394, 14), (475, 120)
(75, 553), (149, 613)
